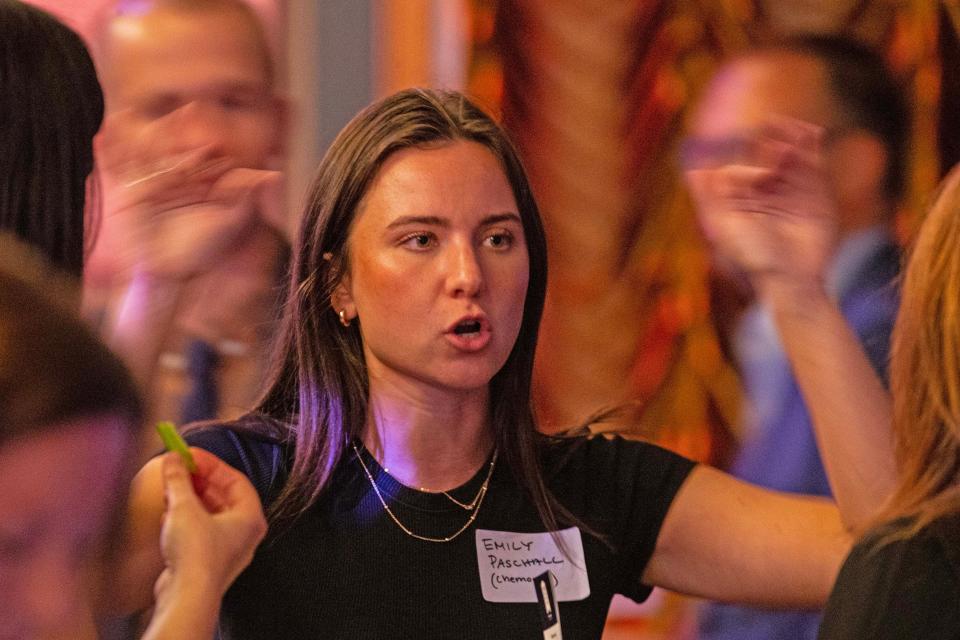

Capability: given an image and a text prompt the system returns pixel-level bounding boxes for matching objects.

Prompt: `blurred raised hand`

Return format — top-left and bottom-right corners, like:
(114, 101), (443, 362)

(685, 118), (837, 298)
(95, 106), (282, 281)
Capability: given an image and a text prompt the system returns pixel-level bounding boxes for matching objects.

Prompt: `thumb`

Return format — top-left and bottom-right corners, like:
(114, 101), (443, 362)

(162, 452), (200, 513)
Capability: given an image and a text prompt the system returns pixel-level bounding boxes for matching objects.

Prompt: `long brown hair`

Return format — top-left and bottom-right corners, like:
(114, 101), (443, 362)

(873, 164), (960, 539)
(256, 89), (570, 532)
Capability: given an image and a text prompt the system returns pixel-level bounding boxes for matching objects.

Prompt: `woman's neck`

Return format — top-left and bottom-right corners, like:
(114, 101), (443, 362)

(362, 377), (494, 492)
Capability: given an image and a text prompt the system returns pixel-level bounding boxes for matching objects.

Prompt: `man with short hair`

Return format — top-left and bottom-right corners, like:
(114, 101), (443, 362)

(687, 36), (909, 640)
(86, 0), (288, 427)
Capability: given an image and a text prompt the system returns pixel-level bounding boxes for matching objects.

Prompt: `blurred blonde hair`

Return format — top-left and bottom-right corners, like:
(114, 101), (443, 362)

(877, 163), (960, 539)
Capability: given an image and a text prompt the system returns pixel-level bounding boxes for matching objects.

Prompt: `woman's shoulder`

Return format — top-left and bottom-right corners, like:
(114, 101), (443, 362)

(859, 512), (960, 566)
(538, 430), (696, 476)
(819, 512), (960, 640)
(845, 512), (960, 582)
(919, 511), (960, 578)
(537, 431), (697, 513)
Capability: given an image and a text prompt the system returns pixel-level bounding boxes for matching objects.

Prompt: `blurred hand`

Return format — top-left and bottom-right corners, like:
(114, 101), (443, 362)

(96, 108), (282, 280)
(685, 118), (837, 298)
(153, 448), (267, 602)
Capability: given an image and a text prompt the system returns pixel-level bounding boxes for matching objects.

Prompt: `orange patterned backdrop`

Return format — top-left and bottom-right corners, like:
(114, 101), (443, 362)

(467, 0), (944, 457)
(465, 2), (947, 636)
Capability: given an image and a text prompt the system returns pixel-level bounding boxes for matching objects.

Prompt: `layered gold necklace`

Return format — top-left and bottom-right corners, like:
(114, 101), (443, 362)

(351, 443), (498, 543)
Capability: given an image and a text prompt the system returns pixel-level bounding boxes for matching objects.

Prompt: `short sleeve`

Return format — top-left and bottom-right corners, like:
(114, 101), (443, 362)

(544, 435), (696, 602)
(818, 530), (960, 640)
(185, 423), (284, 503)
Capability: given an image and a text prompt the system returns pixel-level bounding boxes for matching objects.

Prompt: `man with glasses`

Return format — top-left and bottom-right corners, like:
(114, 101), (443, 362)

(687, 36), (908, 640)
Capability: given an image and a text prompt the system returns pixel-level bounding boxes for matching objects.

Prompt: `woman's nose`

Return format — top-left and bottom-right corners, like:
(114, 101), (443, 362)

(445, 241), (484, 297)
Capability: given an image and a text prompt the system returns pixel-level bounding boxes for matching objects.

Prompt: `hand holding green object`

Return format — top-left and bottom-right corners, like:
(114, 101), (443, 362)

(156, 421), (198, 473)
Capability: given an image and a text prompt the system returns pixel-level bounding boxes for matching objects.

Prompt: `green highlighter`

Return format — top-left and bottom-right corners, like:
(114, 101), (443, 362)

(156, 421), (198, 473)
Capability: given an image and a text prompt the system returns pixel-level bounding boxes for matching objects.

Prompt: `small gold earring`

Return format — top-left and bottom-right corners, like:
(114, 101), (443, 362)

(339, 309), (351, 327)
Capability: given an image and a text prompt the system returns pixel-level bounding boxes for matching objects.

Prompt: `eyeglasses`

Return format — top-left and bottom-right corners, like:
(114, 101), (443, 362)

(678, 133), (757, 171)
(678, 125), (848, 172)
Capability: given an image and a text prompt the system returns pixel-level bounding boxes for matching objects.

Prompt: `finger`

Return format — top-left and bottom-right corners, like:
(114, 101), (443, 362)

(135, 105), (205, 160)
(188, 448), (263, 513)
(208, 167), (278, 205)
(117, 185), (212, 219)
(760, 115), (824, 149)
(759, 117), (825, 175)
(187, 448), (233, 511)
(129, 148), (224, 186)
(120, 155), (233, 211)
(692, 165), (779, 211)
(162, 452), (203, 514)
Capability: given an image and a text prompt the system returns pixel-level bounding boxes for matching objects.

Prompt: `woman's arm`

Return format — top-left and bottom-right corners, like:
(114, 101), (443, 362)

(642, 465), (849, 607)
(685, 118), (896, 529)
(648, 118), (897, 607)
(758, 279), (895, 528)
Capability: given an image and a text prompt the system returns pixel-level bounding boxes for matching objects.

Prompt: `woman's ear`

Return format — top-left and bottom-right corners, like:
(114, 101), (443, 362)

(330, 274), (356, 326)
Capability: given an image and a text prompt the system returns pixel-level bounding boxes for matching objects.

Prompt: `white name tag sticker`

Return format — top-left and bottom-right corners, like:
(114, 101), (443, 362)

(476, 528), (590, 603)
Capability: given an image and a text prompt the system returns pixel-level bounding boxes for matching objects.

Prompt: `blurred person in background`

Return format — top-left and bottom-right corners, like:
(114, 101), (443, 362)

(86, 0), (289, 428)
(0, 3), (267, 637)
(0, 238), (266, 640)
(688, 116), (960, 640)
(685, 35), (908, 640)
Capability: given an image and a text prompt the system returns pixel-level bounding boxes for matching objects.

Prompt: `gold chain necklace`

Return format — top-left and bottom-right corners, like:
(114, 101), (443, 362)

(351, 443), (498, 543)
(380, 466), (484, 511)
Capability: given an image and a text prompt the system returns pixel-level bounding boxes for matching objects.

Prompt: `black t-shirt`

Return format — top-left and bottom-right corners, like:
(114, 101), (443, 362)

(187, 417), (695, 639)
(818, 512), (960, 640)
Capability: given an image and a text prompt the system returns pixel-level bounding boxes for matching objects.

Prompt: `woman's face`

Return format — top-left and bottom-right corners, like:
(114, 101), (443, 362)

(337, 140), (529, 395)
(0, 416), (130, 640)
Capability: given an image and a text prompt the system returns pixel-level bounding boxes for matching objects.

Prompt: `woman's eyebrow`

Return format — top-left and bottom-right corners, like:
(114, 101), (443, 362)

(385, 213), (521, 229)
(386, 215), (446, 229)
(481, 213), (522, 226)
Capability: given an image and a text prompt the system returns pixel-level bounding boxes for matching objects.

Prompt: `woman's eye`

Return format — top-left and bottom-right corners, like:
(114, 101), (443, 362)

(484, 232), (513, 250)
(401, 233), (436, 250)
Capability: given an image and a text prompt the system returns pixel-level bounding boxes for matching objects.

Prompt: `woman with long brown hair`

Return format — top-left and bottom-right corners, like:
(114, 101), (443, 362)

(110, 88), (907, 639)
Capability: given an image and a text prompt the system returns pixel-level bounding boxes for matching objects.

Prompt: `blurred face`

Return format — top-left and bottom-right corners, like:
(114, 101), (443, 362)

(684, 53), (832, 170)
(0, 416), (129, 640)
(104, 7), (281, 169)
(337, 141), (529, 394)
(683, 53), (836, 288)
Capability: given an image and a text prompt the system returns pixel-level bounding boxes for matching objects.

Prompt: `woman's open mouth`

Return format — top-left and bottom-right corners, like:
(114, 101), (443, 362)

(445, 316), (491, 351)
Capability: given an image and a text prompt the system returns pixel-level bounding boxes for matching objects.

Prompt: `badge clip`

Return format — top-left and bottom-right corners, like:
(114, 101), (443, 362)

(534, 571), (562, 640)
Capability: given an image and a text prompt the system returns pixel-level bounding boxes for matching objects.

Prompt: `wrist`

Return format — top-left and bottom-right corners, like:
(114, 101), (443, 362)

(109, 269), (187, 384)
(146, 571), (222, 640)
(154, 569), (223, 611)
(754, 272), (830, 312)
